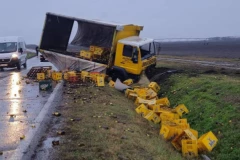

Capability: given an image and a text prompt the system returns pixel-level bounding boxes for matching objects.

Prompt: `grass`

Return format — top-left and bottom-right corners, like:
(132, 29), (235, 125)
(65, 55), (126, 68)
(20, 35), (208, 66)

(156, 61), (240, 160)
(27, 52), (36, 59)
(53, 82), (183, 160)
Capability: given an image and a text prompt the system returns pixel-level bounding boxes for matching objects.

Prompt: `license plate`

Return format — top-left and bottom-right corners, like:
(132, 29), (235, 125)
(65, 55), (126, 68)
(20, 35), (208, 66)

(0, 64), (7, 66)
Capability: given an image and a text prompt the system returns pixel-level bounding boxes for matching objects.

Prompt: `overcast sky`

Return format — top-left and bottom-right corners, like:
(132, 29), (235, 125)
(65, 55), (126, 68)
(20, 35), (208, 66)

(0, 0), (239, 44)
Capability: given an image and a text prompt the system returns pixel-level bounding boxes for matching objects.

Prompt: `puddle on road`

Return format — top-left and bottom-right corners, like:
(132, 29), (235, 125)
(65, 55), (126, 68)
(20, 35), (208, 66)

(43, 137), (60, 149)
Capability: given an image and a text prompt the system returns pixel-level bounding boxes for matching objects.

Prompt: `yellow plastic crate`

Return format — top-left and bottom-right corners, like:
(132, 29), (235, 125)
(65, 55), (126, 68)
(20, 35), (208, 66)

(37, 73), (45, 80)
(47, 70), (52, 78)
(67, 71), (76, 77)
(148, 104), (155, 110)
(94, 47), (104, 55)
(171, 129), (197, 151)
(135, 104), (150, 117)
(182, 140), (198, 158)
(125, 89), (134, 97)
(190, 129), (198, 139)
(108, 80), (115, 87)
(148, 82), (160, 93)
(89, 45), (95, 52)
(156, 97), (170, 107)
(146, 88), (158, 100)
(144, 111), (160, 124)
(160, 112), (179, 122)
(153, 105), (161, 113)
(174, 104), (189, 117)
(52, 72), (62, 81)
(160, 124), (178, 140)
(172, 119), (190, 131)
(136, 88), (147, 99)
(63, 73), (69, 80)
(135, 97), (156, 106)
(198, 131), (218, 152)
(128, 93), (138, 101)
(80, 50), (93, 60)
(123, 79), (133, 86)
(81, 71), (89, 81)
(97, 76), (105, 87)
(90, 72), (100, 82)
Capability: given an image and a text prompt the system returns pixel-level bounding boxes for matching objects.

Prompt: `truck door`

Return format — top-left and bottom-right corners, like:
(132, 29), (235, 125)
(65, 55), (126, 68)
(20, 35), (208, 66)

(117, 44), (141, 75)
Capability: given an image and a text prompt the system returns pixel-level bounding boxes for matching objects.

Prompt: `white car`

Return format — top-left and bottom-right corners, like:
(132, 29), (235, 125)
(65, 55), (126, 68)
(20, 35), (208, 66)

(0, 36), (27, 71)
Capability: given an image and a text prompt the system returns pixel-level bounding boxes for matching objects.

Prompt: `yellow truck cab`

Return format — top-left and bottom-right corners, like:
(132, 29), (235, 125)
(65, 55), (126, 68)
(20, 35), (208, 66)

(111, 36), (156, 81)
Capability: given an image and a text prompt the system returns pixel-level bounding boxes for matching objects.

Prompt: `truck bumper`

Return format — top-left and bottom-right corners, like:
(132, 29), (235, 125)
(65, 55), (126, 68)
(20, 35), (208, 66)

(0, 58), (19, 68)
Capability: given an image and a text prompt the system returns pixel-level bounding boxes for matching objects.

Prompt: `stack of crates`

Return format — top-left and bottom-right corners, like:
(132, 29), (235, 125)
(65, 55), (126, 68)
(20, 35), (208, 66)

(27, 66), (52, 79)
(90, 45), (104, 59)
(172, 129), (197, 151)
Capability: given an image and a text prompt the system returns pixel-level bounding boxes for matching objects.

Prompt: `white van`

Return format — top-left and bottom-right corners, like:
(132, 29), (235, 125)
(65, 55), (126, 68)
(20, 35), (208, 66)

(0, 36), (27, 71)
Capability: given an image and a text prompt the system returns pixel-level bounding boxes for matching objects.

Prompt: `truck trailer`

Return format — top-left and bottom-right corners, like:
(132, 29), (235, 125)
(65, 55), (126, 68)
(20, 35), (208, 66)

(39, 12), (159, 82)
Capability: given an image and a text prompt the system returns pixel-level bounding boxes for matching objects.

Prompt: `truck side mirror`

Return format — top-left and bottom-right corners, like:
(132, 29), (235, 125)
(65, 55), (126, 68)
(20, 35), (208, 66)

(19, 48), (23, 53)
(132, 48), (138, 63)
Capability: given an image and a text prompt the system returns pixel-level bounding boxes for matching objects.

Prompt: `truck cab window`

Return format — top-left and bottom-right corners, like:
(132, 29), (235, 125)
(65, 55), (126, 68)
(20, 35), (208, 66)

(140, 42), (155, 59)
(123, 45), (133, 57)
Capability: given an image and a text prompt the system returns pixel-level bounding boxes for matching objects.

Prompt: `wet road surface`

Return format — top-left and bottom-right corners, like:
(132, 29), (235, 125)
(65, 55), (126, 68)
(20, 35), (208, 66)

(0, 56), (56, 159)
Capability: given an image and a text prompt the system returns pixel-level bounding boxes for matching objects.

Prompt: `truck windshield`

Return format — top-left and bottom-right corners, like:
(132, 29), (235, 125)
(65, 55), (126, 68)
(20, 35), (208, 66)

(0, 42), (17, 53)
(140, 42), (155, 59)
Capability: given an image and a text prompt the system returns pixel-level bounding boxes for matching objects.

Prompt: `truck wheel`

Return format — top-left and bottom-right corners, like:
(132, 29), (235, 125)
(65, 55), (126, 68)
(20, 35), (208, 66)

(16, 62), (21, 70)
(111, 71), (124, 82)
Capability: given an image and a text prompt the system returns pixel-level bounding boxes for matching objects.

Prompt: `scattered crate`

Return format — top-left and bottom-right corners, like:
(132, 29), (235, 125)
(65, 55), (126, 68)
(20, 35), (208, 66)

(37, 73), (45, 80)
(198, 131), (218, 152)
(182, 140), (198, 158)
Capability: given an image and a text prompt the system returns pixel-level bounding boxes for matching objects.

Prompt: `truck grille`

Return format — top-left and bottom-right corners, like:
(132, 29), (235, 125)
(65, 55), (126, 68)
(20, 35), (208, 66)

(0, 59), (10, 63)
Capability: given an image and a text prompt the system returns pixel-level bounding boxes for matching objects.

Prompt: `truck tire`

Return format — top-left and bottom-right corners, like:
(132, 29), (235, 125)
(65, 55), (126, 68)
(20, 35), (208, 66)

(111, 71), (124, 82)
(109, 66), (128, 82)
(16, 62), (21, 70)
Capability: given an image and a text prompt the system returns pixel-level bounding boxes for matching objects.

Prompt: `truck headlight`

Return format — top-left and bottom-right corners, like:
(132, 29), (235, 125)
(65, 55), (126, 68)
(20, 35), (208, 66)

(12, 54), (18, 58)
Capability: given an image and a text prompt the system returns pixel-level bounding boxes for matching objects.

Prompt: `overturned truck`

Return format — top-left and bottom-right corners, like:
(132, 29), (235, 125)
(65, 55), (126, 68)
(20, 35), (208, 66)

(39, 12), (159, 82)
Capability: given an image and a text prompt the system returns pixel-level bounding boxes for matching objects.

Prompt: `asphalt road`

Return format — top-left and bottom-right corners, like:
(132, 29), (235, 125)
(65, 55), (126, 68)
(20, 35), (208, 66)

(0, 56), (56, 159)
